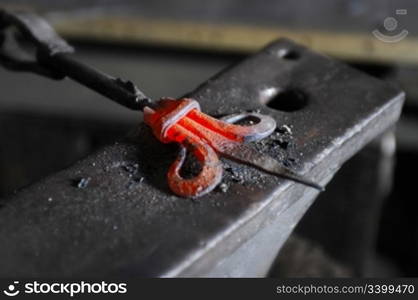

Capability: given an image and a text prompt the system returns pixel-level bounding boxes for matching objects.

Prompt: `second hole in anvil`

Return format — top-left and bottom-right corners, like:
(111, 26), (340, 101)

(261, 87), (309, 112)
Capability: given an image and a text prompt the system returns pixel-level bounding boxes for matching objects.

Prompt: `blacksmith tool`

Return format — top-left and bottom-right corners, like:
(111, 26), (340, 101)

(0, 10), (323, 197)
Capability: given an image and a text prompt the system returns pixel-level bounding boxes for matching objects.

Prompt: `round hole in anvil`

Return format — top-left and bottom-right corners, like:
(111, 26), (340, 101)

(278, 49), (300, 60)
(265, 89), (308, 112)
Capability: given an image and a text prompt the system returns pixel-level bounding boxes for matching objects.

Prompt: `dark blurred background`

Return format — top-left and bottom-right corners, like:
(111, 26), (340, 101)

(0, 0), (417, 277)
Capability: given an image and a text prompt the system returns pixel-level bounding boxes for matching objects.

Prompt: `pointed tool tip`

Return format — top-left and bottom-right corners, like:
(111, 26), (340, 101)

(304, 180), (325, 192)
(290, 175), (325, 192)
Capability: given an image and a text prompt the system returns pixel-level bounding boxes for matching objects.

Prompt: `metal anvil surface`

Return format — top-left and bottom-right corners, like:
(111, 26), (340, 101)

(0, 39), (404, 277)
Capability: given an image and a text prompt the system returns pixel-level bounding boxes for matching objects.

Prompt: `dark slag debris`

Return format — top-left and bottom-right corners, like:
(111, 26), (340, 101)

(215, 122), (299, 193)
(122, 162), (139, 174)
(119, 162), (144, 188)
(218, 183), (229, 193)
(73, 177), (91, 189)
(254, 124), (298, 169)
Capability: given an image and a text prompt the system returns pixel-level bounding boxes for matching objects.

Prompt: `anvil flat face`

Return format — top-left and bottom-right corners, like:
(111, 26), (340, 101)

(0, 39), (404, 277)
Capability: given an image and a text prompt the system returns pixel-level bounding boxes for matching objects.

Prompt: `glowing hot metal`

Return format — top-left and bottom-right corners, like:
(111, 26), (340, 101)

(144, 98), (323, 197)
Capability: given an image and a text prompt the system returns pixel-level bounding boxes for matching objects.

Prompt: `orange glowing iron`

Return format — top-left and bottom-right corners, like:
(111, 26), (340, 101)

(144, 98), (323, 197)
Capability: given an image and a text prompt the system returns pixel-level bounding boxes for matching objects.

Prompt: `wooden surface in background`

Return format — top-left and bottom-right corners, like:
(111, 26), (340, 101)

(53, 16), (418, 65)
(3, 0), (418, 64)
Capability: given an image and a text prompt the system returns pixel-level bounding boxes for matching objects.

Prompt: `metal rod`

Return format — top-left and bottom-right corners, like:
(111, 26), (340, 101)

(42, 53), (152, 111)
